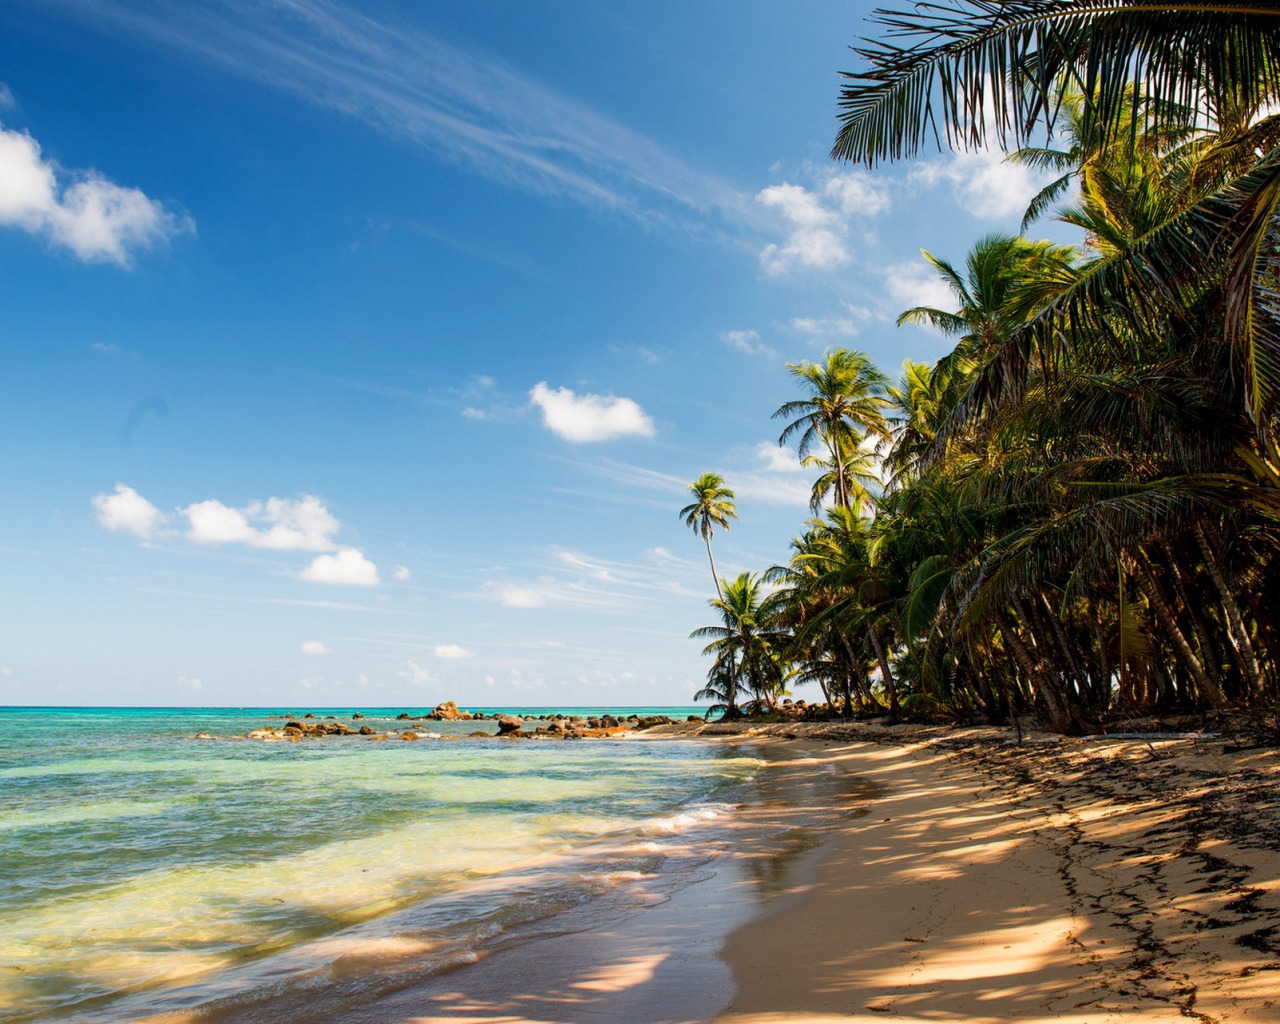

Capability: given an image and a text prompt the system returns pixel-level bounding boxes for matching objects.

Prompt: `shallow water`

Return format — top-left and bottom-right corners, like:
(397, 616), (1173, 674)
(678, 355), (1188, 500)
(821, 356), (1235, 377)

(0, 706), (752, 1023)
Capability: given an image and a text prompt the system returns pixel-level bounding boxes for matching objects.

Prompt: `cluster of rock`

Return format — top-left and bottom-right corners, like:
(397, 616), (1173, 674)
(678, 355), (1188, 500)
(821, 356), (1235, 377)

(238, 703), (698, 743)
(247, 719), (381, 741)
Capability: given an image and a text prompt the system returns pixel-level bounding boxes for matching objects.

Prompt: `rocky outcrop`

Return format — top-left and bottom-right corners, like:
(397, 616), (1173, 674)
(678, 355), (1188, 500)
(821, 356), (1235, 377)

(496, 715), (525, 735)
(427, 701), (474, 721)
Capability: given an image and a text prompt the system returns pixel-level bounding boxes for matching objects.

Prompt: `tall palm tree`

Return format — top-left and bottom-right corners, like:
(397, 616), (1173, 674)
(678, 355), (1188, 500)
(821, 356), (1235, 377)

(680, 473), (737, 602)
(774, 349), (892, 510)
(692, 572), (785, 716)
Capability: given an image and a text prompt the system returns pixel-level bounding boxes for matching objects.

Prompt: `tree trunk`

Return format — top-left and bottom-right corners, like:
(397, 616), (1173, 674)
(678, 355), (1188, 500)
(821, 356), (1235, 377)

(1128, 555), (1230, 711)
(838, 632), (881, 711)
(1040, 593), (1087, 697)
(1001, 613), (1074, 734)
(868, 621), (898, 719)
(1194, 522), (1264, 697)
(704, 533), (724, 603)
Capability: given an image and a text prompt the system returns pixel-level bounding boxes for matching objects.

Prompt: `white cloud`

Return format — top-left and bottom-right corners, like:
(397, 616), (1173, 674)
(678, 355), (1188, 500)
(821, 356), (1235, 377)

(398, 660), (433, 685)
(300, 641), (333, 655)
(497, 584), (548, 608)
(756, 182), (849, 275)
(755, 441), (806, 473)
(529, 382), (655, 443)
(178, 674), (203, 692)
(90, 341), (120, 353)
(755, 171), (892, 277)
(720, 329), (774, 356)
(182, 495), (339, 550)
(824, 170), (891, 217)
(910, 148), (1049, 220)
(0, 84), (14, 111)
(299, 548), (380, 587)
(719, 443), (815, 508)
(92, 484), (166, 539)
(393, 565), (411, 581)
(461, 407), (487, 419)
(434, 644), (472, 659)
(788, 317), (854, 338)
(884, 260), (957, 315)
(0, 123), (191, 265)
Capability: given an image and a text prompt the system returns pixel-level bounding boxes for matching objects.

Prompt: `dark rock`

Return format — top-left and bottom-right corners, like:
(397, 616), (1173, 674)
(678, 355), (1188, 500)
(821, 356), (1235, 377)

(396, 712), (412, 720)
(304, 712), (315, 719)
(358, 725), (375, 735)
(687, 715), (701, 722)
(496, 715), (524, 734)
(352, 711), (364, 719)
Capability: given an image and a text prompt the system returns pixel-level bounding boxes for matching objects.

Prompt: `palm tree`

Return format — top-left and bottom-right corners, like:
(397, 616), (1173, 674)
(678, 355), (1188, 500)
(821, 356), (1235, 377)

(692, 572), (785, 717)
(774, 349), (892, 510)
(831, 1), (1280, 431)
(680, 473), (737, 602)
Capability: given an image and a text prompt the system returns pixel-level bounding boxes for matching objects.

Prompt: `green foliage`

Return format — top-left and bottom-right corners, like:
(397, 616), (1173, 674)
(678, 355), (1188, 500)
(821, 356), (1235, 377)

(690, 6), (1280, 730)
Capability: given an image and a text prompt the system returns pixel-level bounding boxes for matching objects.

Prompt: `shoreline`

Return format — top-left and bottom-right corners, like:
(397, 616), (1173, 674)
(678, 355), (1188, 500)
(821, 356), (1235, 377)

(49, 723), (1280, 1023)
(310, 725), (1280, 1024)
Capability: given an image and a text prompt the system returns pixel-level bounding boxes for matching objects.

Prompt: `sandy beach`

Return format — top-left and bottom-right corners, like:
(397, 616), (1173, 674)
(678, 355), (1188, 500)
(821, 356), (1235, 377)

(300, 724), (1280, 1024)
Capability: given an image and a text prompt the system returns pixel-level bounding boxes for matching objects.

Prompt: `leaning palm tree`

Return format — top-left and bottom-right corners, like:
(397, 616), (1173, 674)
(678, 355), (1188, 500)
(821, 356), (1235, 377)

(774, 349), (892, 510)
(832, 1), (1280, 430)
(679, 473), (737, 602)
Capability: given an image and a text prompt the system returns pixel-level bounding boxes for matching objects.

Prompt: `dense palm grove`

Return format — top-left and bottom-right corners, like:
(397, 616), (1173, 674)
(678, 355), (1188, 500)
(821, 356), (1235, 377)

(686, 2), (1280, 733)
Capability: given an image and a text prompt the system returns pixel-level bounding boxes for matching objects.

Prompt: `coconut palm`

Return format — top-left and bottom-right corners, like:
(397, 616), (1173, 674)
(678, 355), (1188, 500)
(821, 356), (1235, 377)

(774, 349), (892, 510)
(680, 473), (737, 602)
(832, 1), (1280, 431)
(692, 572), (786, 717)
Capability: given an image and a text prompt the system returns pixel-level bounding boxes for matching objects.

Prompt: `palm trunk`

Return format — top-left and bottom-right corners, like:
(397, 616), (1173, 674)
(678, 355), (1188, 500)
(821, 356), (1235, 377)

(1003, 611), (1074, 733)
(704, 533), (724, 603)
(1128, 555), (1230, 711)
(868, 621), (898, 719)
(1194, 523), (1263, 696)
(703, 531), (738, 715)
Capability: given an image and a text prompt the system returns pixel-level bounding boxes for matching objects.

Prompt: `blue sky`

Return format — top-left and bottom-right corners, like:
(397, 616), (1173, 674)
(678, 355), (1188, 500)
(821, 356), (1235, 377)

(0, 0), (1058, 708)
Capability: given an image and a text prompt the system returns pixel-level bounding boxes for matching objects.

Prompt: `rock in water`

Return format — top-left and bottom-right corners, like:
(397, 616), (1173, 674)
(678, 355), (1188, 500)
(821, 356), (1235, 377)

(429, 701), (461, 721)
(496, 715), (524, 734)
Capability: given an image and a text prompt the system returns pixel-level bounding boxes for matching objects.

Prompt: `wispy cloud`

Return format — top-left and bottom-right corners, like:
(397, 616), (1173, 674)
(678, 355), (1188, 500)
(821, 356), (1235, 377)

(481, 542), (706, 612)
(40, 0), (751, 234)
(720, 328), (775, 357)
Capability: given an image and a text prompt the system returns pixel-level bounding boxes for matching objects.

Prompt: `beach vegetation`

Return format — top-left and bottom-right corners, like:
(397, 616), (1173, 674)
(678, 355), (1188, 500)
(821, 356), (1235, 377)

(691, 1), (1280, 736)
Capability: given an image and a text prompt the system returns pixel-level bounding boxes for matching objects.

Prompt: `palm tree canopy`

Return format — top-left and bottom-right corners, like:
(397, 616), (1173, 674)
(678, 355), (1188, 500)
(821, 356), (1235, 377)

(679, 473), (738, 541)
(832, 1), (1280, 167)
(774, 349), (893, 460)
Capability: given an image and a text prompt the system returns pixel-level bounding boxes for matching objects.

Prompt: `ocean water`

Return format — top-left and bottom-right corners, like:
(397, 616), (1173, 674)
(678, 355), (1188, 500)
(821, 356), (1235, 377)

(0, 706), (754, 1023)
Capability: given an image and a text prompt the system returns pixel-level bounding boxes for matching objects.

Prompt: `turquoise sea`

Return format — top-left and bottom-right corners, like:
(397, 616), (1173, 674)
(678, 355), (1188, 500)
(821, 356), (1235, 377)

(0, 706), (756, 1023)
